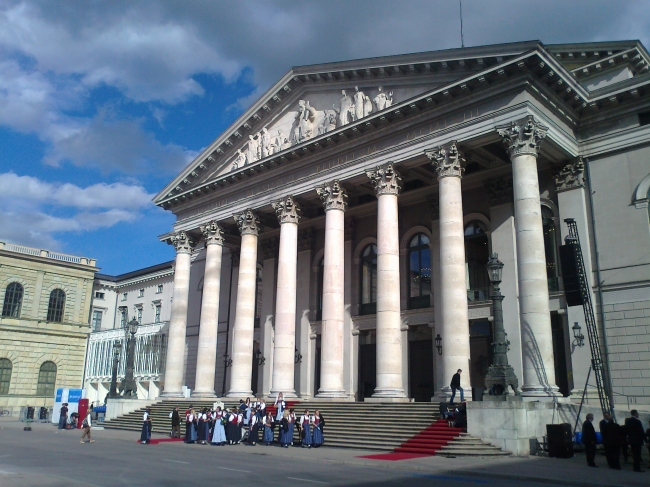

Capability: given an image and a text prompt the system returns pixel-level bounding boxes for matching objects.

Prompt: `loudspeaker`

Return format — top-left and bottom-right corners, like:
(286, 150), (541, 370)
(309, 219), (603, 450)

(559, 244), (584, 307)
(546, 423), (574, 458)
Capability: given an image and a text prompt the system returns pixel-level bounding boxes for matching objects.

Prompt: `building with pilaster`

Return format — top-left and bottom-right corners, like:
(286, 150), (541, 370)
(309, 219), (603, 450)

(105, 40), (650, 408)
(0, 242), (97, 414)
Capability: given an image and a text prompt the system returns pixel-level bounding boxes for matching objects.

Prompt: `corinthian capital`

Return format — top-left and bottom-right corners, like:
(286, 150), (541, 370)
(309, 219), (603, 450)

(200, 220), (224, 246)
(272, 196), (301, 224)
(316, 180), (348, 211)
(425, 141), (465, 179)
(169, 231), (195, 254)
(497, 115), (548, 158)
(366, 162), (401, 196)
(555, 158), (585, 193)
(234, 209), (260, 236)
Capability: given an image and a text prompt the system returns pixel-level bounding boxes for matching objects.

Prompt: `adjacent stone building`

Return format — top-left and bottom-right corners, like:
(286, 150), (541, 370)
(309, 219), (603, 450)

(0, 242), (97, 414)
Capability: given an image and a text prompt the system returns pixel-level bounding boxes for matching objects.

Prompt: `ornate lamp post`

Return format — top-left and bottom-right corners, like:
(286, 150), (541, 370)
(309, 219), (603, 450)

(108, 340), (122, 399)
(120, 317), (139, 397)
(484, 253), (519, 398)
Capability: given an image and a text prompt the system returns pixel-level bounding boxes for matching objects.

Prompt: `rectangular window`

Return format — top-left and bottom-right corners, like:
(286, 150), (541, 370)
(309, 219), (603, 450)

(138, 289), (144, 298)
(119, 307), (128, 327)
(156, 284), (163, 294)
(94, 291), (105, 300)
(91, 310), (102, 331)
(122, 292), (127, 301)
(136, 307), (143, 324)
(154, 304), (161, 323)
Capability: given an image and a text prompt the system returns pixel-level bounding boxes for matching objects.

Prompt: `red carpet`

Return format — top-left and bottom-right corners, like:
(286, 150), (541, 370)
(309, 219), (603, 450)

(392, 419), (464, 456)
(136, 438), (184, 445)
(357, 452), (432, 461)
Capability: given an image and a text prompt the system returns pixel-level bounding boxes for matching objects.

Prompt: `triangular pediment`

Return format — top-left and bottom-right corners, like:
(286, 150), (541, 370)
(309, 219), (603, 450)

(154, 42), (547, 204)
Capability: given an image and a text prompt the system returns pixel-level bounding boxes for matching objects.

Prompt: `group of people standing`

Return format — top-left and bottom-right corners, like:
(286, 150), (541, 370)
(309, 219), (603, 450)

(582, 410), (649, 472)
(160, 393), (325, 448)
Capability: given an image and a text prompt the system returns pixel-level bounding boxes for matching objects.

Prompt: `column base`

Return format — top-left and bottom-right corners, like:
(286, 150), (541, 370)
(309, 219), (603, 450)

(365, 397), (412, 403)
(370, 388), (407, 400)
(309, 395), (356, 402)
(226, 390), (253, 399)
(192, 391), (218, 399)
(269, 390), (298, 399)
(315, 389), (347, 399)
(520, 384), (561, 400)
(160, 391), (185, 398)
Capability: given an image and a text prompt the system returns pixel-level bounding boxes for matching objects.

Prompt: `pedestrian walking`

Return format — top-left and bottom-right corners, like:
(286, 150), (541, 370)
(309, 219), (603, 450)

(80, 411), (94, 444)
(58, 403), (68, 430)
(140, 408), (152, 444)
(582, 413), (597, 467)
(449, 369), (464, 403)
(170, 406), (180, 438)
(625, 409), (646, 472)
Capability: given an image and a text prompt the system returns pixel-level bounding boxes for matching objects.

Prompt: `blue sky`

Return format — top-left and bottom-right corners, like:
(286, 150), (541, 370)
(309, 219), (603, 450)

(1, 0), (649, 275)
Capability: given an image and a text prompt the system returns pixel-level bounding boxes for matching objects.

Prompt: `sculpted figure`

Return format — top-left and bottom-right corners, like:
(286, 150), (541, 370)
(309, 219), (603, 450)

(352, 86), (365, 120)
(293, 99), (317, 143)
(339, 90), (353, 126)
(363, 95), (373, 117)
(246, 134), (259, 164)
(232, 148), (246, 170)
(373, 86), (394, 110)
(319, 109), (337, 134)
(270, 129), (283, 154)
(260, 127), (272, 158)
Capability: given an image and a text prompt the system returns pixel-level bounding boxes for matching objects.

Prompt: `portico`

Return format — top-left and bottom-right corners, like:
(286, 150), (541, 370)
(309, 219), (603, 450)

(151, 40), (650, 405)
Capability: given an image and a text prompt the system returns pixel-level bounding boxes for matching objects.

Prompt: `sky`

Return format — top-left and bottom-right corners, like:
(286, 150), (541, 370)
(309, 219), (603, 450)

(1, 0), (649, 275)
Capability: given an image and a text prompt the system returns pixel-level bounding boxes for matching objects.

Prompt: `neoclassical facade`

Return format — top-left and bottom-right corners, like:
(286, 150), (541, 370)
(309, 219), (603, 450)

(152, 41), (650, 405)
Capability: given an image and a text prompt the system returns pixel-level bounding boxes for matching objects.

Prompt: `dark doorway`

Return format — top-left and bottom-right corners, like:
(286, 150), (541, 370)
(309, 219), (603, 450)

(409, 339), (434, 402)
(551, 313), (571, 396)
(314, 335), (321, 395)
(469, 319), (493, 400)
(251, 342), (259, 395)
(358, 330), (376, 400)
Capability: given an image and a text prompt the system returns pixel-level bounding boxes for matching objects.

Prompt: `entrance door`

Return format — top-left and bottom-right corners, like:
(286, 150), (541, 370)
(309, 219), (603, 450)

(469, 320), (493, 400)
(358, 344), (376, 400)
(409, 340), (434, 402)
(551, 313), (570, 396)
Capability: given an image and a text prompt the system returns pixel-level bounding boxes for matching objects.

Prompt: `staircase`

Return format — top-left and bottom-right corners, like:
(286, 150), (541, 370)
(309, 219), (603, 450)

(102, 399), (508, 456)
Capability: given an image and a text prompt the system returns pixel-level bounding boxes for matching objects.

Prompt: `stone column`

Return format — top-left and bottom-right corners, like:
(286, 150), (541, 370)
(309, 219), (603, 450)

(227, 209), (260, 397)
(555, 159), (592, 398)
(315, 181), (348, 398)
(425, 142), (471, 399)
(270, 196), (301, 398)
(497, 115), (559, 397)
(366, 164), (406, 399)
(296, 229), (314, 398)
(162, 231), (195, 397)
(193, 221), (224, 397)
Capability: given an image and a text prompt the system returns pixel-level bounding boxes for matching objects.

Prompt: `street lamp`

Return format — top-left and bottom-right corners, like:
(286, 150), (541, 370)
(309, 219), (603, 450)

(572, 322), (585, 347)
(224, 354), (233, 368)
(108, 340), (122, 399)
(119, 317), (138, 397)
(483, 253), (519, 398)
(294, 347), (303, 364)
(434, 334), (442, 355)
(254, 349), (266, 366)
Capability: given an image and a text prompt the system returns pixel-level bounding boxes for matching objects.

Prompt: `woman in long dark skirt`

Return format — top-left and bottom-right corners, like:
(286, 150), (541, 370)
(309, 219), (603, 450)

(278, 412), (290, 448)
(263, 411), (274, 446)
(299, 410), (313, 448)
(140, 408), (152, 444)
(197, 408), (206, 444)
(185, 409), (196, 444)
(312, 410), (324, 447)
(287, 409), (296, 446)
(248, 412), (260, 445)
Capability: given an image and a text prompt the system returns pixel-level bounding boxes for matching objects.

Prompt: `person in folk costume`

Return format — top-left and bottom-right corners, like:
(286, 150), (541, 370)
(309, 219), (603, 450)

(248, 409), (260, 445)
(263, 410), (275, 446)
(278, 410), (291, 448)
(197, 408), (206, 444)
(300, 409), (313, 448)
(205, 409), (213, 442)
(229, 407), (242, 444)
(170, 406), (181, 438)
(243, 397), (252, 441)
(236, 408), (244, 444)
(312, 409), (324, 447)
(225, 408), (235, 444)
(275, 392), (286, 421)
(140, 407), (152, 444)
(287, 408), (297, 446)
(185, 408), (196, 444)
(211, 407), (227, 445)
(258, 398), (267, 422)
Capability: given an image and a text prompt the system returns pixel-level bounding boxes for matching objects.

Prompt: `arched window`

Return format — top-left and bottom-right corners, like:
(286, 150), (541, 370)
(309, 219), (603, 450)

(0, 359), (12, 394)
(46, 289), (66, 322)
(254, 265), (263, 328)
(360, 244), (377, 315)
(2, 282), (23, 318)
(408, 233), (431, 309)
(542, 206), (560, 292)
(465, 221), (490, 302)
(36, 361), (57, 396)
(316, 257), (324, 321)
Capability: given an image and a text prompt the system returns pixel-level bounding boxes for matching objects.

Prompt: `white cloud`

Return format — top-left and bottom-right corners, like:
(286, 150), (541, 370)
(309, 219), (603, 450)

(0, 172), (156, 249)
